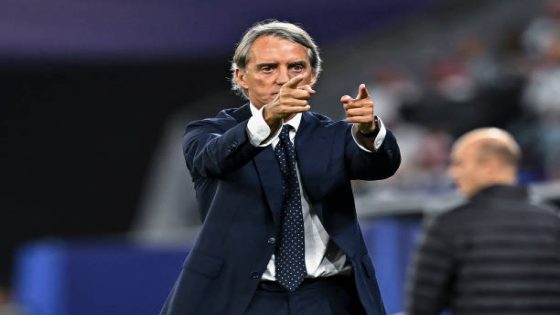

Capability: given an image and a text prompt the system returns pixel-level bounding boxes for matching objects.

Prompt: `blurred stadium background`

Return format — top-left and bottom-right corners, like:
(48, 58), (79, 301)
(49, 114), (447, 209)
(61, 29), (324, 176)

(2, 0), (559, 314)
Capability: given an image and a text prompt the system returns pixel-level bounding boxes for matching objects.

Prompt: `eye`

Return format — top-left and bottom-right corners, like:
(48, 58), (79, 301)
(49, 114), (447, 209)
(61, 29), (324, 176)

(290, 64), (304, 72)
(258, 64), (275, 74)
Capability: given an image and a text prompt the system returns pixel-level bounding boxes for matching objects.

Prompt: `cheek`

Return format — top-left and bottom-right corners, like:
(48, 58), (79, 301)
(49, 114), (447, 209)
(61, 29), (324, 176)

(454, 166), (473, 185)
(464, 167), (484, 188)
(304, 72), (317, 84)
(252, 76), (273, 88)
(449, 166), (463, 179)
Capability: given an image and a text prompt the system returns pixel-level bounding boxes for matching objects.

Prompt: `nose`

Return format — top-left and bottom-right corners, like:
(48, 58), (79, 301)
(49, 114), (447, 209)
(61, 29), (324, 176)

(275, 67), (289, 85)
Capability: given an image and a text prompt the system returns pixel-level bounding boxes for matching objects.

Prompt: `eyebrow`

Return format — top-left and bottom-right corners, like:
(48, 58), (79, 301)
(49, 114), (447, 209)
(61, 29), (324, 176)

(255, 61), (308, 68)
(256, 63), (277, 69)
(289, 61), (307, 67)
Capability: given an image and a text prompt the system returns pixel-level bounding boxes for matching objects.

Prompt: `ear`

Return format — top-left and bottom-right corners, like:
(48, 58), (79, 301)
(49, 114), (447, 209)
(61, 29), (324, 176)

(309, 71), (318, 86)
(235, 68), (249, 89)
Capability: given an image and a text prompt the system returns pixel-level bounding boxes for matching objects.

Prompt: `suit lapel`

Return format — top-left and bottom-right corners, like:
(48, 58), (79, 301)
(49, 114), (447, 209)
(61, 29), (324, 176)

(253, 147), (283, 227)
(295, 112), (331, 207)
(231, 103), (284, 226)
(235, 103), (282, 227)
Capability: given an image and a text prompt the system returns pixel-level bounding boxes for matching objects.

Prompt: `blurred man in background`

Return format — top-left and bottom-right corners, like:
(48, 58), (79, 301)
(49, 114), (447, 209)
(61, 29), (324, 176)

(160, 20), (401, 315)
(406, 127), (560, 315)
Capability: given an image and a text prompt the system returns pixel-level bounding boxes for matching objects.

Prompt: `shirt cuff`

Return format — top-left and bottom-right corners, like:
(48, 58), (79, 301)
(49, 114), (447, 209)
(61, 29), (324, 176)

(351, 116), (387, 152)
(246, 106), (280, 147)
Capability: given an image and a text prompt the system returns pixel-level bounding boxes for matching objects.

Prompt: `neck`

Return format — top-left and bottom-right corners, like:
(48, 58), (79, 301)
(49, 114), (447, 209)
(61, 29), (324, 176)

(284, 113), (297, 123)
(494, 170), (517, 185)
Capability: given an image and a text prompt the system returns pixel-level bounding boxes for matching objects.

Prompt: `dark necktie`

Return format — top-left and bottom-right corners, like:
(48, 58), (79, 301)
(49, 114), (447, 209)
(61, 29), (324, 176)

(273, 124), (307, 292)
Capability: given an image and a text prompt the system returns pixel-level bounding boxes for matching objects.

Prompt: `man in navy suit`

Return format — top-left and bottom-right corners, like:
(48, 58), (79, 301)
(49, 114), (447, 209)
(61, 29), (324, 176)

(160, 20), (401, 315)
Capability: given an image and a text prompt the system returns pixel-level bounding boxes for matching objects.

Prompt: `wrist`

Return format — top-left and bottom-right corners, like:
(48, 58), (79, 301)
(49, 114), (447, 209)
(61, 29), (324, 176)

(262, 105), (282, 131)
(359, 116), (380, 137)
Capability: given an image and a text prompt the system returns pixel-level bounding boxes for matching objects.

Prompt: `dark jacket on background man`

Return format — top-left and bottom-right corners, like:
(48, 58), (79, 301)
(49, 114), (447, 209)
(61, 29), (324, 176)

(406, 184), (560, 315)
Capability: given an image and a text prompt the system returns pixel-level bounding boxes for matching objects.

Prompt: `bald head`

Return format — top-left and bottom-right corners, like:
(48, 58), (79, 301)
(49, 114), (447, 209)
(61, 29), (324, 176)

(449, 128), (521, 198)
(455, 128), (521, 167)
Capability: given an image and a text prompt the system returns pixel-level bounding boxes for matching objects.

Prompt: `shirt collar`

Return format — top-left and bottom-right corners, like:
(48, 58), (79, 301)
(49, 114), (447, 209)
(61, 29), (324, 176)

(249, 102), (302, 132)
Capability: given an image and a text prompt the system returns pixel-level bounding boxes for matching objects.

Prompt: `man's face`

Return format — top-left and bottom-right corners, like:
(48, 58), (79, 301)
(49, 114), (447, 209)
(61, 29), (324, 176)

(236, 35), (317, 108)
(448, 142), (486, 198)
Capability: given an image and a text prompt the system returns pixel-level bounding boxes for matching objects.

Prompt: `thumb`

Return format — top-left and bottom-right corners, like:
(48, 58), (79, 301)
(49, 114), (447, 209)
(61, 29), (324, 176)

(340, 95), (352, 103)
(355, 84), (370, 100)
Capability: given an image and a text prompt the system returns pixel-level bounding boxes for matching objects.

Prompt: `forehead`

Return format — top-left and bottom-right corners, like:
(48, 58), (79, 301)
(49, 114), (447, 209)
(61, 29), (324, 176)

(452, 140), (479, 161)
(248, 35), (310, 63)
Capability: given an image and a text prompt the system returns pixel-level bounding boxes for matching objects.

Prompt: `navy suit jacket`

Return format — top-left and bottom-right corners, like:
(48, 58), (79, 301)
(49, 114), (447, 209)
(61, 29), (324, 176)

(160, 104), (401, 315)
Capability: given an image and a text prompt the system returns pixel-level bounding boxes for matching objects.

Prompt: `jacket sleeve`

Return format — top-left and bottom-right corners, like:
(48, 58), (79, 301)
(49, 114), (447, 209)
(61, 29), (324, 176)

(405, 217), (455, 315)
(183, 118), (264, 178)
(345, 127), (401, 180)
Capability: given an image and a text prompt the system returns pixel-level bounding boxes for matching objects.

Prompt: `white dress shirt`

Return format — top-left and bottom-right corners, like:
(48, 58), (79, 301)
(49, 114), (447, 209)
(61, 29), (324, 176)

(246, 104), (386, 280)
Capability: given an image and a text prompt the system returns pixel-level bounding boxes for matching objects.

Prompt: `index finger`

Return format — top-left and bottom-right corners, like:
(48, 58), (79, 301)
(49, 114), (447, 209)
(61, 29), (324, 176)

(284, 75), (305, 89)
(355, 84), (370, 100)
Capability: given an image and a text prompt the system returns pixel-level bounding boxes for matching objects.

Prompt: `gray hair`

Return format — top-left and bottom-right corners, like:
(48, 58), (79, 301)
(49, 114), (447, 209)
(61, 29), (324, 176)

(230, 20), (322, 99)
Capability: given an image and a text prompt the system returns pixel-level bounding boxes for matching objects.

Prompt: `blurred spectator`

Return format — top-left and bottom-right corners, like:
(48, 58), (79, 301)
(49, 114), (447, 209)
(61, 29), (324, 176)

(522, 37), (560, 179)
(456, 36), (501, 89)
(457, 35), (526, 129)
(365, 0), (560, 187)
(523, 37), (560, 119)
(396, 127), (452, 192)
(369, 68), (421, 128)
(522, 0), (560, 59)
(400, 58), (481, 138)
(405, 128), (560, 315)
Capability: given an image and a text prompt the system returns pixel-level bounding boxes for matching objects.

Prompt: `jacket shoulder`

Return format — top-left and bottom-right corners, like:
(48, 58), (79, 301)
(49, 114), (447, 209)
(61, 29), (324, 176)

(425, 203), (478, 236)
(185, 106), (247, 131)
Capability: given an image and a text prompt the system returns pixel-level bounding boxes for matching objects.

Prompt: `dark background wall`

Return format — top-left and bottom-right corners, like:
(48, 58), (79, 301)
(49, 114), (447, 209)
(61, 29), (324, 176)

(2, 59), (236, 234)
(1, 59), (235, 286)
